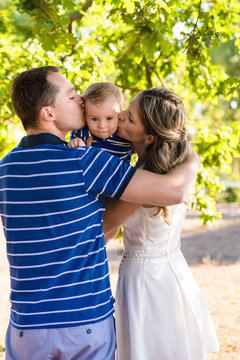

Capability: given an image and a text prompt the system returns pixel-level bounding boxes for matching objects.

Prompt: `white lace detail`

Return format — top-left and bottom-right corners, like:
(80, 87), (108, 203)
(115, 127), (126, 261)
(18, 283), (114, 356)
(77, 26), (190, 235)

(117, 247), (179, 272)
(117, 248), (168, 259)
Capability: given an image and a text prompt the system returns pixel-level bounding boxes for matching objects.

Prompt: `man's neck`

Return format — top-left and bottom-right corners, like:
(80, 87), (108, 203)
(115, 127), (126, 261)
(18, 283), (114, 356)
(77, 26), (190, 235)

(26, 127), (67, 141)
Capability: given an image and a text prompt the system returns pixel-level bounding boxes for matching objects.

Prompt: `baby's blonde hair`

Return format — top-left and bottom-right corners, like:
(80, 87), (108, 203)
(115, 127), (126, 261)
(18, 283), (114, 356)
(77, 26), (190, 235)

(82, 82), (123, 109)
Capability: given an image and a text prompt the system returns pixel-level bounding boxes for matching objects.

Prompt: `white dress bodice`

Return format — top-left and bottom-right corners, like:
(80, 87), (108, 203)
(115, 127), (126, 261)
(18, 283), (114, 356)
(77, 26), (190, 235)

(122, 203), (186, 254)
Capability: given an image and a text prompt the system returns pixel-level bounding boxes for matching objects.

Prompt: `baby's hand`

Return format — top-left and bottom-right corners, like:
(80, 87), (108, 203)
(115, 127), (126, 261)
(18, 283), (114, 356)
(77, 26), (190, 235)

(68, 138), (86, 148)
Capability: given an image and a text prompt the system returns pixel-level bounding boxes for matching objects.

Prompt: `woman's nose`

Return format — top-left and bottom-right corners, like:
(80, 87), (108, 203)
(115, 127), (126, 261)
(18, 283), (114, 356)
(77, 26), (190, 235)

(118, 110), (126, 123)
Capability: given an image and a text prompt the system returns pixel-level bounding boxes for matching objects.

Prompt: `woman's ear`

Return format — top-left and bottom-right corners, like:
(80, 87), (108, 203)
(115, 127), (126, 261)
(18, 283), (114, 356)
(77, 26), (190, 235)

(40, 106), (55, 122)
(144, 134), (155, 145)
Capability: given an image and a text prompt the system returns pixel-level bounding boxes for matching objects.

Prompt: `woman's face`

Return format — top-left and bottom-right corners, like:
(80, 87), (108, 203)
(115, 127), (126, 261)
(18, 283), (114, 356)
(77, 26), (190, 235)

(117, 94), (147, 145)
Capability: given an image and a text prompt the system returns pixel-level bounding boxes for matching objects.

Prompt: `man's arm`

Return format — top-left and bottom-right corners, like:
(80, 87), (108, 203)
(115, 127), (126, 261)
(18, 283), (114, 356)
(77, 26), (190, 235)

(120, 148), (199, 206)
(103, 149), (199, 236)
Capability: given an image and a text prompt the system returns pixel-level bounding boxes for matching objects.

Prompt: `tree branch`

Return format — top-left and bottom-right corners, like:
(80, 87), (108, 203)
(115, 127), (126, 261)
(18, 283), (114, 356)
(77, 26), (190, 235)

(40, 0), (58, 30)
(153, 71), (168, 88)
(116, 84), (141, 93)
(68, 0), (93, 33)
(184, 0), (202, 53)
(145, 64), (153, 88)
(60, 0), (93, 63)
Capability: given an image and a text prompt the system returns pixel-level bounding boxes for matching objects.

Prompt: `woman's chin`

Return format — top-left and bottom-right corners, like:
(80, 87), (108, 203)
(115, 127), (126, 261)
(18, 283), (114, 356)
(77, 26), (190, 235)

(117, 127), (130, 140)
(117, 129), (123, 137)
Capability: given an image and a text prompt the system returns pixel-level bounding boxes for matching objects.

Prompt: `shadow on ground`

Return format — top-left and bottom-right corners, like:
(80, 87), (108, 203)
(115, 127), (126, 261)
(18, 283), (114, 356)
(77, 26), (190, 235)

(181, 223), (240, 265)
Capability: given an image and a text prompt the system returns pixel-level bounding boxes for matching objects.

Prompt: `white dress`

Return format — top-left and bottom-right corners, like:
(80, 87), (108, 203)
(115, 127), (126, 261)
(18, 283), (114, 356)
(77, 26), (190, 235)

(115, 204), (219, 360)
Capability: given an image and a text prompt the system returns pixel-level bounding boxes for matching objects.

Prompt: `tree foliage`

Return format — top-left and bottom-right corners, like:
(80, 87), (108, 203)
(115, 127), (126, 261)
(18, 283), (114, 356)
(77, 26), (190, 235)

(0, 0), (239, 224)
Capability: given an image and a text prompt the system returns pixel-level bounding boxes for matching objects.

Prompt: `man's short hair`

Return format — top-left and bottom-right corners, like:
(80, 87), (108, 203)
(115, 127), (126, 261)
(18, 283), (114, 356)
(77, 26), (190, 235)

(11, 66), (60, 130)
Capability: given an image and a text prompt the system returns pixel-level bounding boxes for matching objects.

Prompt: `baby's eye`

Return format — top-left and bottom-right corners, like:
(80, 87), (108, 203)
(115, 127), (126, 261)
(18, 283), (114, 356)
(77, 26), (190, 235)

(91, 117), (98, 121)
(107, 117), (113, 121)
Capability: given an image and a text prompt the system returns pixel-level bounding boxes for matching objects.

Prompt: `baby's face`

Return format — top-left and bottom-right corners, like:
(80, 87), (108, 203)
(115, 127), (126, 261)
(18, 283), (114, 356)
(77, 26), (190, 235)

(85, 95), (121, 139)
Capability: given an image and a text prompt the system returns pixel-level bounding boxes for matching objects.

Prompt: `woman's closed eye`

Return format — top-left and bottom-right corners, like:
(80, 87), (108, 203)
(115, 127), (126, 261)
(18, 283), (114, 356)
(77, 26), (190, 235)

(128, 115), (133, 123)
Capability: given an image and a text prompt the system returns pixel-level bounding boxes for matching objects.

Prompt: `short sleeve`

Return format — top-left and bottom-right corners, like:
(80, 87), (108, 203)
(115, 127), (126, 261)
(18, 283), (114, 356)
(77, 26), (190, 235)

(80, 147), (136, 199)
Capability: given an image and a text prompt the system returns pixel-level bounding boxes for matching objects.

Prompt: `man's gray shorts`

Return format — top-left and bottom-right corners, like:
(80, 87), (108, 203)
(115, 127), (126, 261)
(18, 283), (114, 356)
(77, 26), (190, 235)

(5, 315), (116, 360)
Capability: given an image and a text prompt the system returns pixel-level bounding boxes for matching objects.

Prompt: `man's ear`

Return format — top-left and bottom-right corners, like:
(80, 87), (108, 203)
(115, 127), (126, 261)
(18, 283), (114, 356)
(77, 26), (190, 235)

(40, 106), (55, 122)
(144, 134), (155, 145)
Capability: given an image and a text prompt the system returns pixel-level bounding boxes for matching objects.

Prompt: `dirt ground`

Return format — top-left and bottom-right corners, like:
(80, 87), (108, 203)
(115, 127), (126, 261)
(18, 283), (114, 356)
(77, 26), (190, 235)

(0, 203), (239, 359)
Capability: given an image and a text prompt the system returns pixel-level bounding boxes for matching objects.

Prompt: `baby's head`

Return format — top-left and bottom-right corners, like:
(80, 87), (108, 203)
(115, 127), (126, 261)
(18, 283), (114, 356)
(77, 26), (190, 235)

(82, 82), (123, 139)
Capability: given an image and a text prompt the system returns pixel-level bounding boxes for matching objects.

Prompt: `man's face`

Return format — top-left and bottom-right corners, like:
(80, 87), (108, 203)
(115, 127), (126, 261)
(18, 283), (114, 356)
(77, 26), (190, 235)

(47, 73), (85, 134)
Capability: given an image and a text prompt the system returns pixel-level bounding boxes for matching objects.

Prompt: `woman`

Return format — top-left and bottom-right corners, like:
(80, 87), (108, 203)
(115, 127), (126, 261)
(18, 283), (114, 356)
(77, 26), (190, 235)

(104, 88), (219, 360)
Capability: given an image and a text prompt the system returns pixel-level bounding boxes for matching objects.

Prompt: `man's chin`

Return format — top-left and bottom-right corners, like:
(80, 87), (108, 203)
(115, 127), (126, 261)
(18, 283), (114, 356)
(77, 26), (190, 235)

(78, 119), (86, 129)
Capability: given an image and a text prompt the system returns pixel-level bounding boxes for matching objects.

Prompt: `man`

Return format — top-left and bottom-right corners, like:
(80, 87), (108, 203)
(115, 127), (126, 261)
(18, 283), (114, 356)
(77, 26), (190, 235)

(0, 66), (198, 360)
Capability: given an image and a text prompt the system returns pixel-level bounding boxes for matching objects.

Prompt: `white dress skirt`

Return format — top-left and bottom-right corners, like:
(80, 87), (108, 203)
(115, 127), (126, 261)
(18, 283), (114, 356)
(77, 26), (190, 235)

(115, 204), (219, 360)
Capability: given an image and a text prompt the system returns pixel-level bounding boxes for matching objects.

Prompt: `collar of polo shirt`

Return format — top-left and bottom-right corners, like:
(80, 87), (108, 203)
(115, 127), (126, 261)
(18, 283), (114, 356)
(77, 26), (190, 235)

(19, 133), (68, 147)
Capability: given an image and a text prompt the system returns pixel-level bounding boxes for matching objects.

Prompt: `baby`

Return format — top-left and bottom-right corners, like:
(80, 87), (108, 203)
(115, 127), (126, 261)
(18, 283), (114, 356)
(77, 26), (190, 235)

(69, 82), (132, 162)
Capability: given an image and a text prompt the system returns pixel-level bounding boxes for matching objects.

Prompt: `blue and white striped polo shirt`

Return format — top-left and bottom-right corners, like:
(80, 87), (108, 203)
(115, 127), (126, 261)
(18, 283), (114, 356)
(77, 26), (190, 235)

(0, 133), (136, 329)
(71, 127), (132, 162)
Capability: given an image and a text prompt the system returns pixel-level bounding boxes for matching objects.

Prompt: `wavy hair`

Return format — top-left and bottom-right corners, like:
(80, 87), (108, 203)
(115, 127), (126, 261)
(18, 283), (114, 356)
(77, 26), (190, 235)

(138, 87), (192, 224)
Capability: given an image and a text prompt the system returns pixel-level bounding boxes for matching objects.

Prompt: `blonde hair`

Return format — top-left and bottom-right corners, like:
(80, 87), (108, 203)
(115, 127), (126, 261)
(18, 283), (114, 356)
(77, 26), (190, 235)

(82, 82), (123, 109)
(138, 88), (191, 224)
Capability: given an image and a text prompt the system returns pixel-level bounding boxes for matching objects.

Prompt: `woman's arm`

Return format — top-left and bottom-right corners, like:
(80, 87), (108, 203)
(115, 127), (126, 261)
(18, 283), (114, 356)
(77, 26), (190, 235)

(104, 227), (120, 244)
(103, 198), (139, 237)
